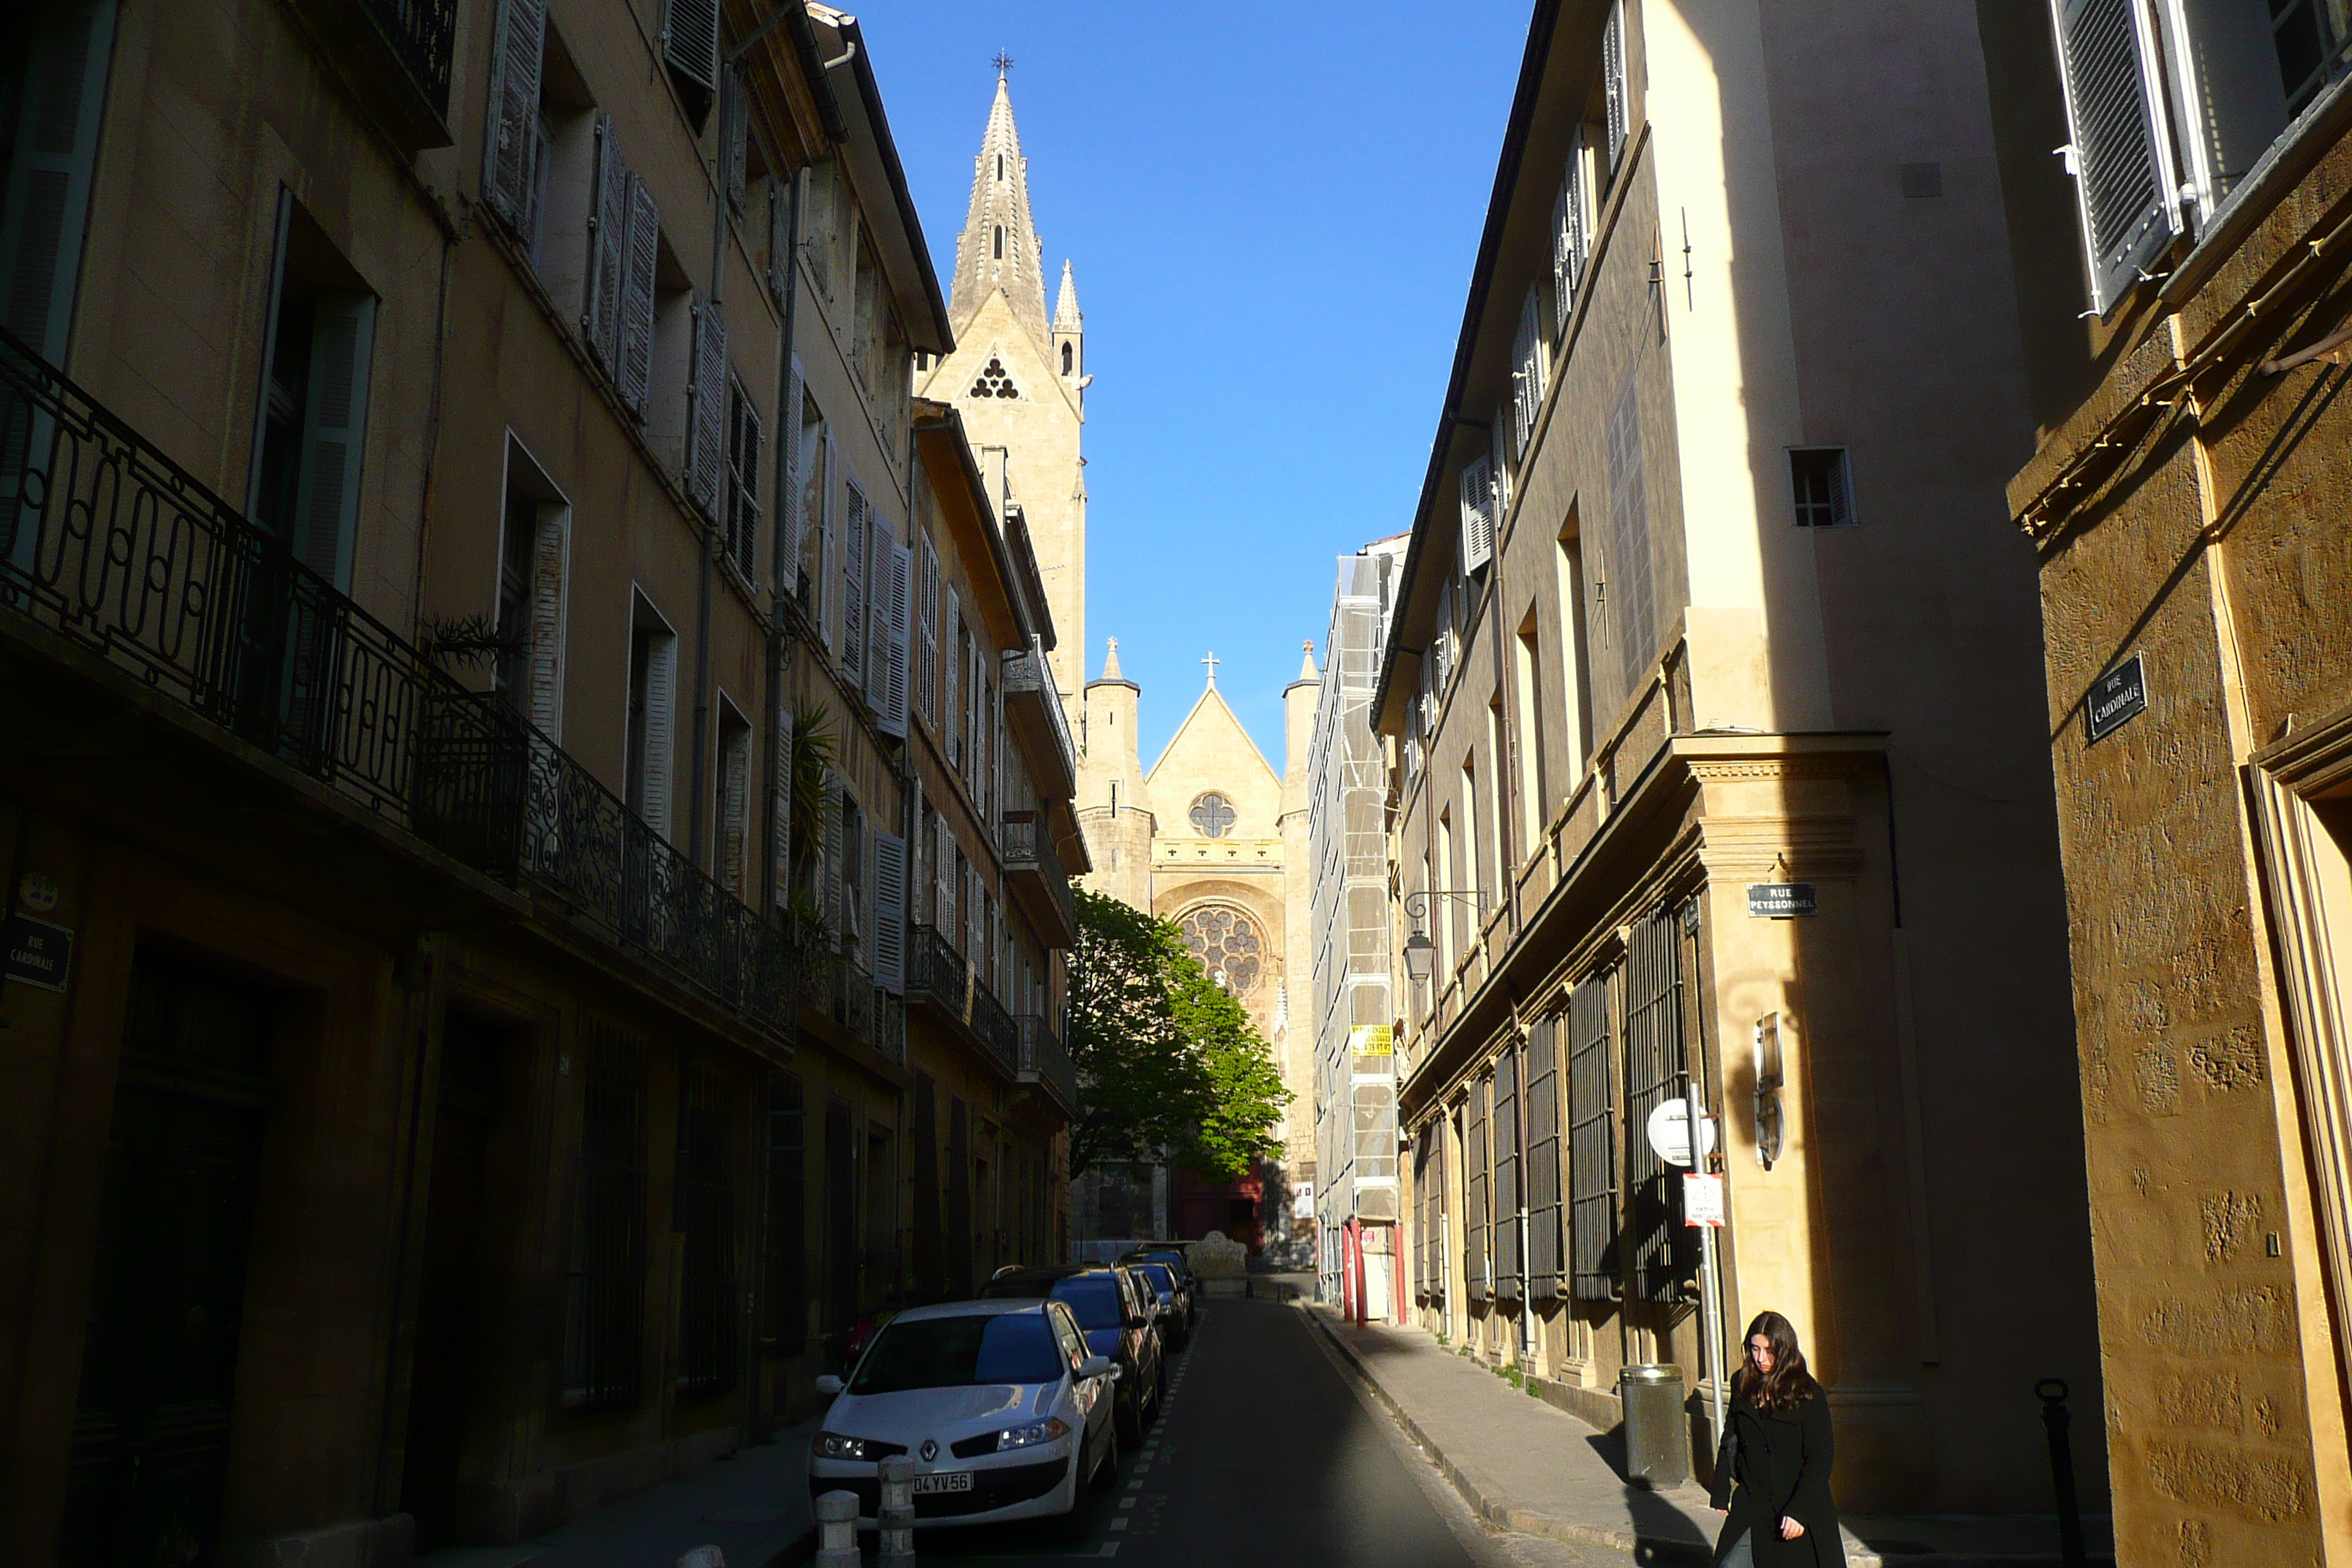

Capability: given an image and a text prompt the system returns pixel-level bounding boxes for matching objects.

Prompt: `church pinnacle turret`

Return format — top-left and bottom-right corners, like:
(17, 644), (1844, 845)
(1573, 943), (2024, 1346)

(950, 70), (1051, 347)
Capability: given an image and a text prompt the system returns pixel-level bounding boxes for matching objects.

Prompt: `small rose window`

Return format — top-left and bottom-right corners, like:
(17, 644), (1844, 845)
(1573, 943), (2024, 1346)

(1180, 905), (1263, 995)
(1188, 792), (1236, 838)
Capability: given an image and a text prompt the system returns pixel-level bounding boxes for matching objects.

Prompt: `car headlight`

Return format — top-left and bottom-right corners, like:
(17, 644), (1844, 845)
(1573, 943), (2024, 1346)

(993, 1416), (1071, 1452)
(819, 1432), (884, 1460)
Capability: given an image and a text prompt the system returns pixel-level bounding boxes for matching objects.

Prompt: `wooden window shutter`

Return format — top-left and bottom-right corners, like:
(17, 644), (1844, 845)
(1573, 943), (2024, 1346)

(917, 536), (940, 726)
(769, 709), (794, 912)
(780, 356), (806, 592)
(293, 293), (377, 589)
(840, 486), (867, 688)
(864, 510), (893, 712)
(0, 0), (117, 363)
(687, 295), (727, 514)
(727, 379), (761, 580)
(1490, 407), (1513, 521)
(1512, 286), (1544, 458)
(619, 174), (660, 417)
(644, 633), (679, 841)
(2051, 0), (2179, 314)
(721, 723), (751, 900)
(934, 810), (955, 934)
(819, 429), (840, 649)
(822, 773), (845, 939)
(1458, 455), (1495, 575)
(1602, 1), (1628, 173)
(586, 113), (629, 374)
(944, 589), (962, 764)
(878, 540), (913, 739)
(873, 831), (908, 994)
(482, 0), (545, 232)
(663, 0), (720, 94)
(529, 510), (568, 738)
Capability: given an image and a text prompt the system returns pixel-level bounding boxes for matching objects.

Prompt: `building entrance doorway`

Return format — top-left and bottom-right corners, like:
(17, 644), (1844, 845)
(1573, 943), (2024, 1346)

(402, 1013), (513, 1550)
(61, 948), (279, 1568)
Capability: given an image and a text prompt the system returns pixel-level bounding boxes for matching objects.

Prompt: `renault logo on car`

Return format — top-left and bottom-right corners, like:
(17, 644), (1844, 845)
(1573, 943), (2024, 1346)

(919, 1438), (938, 1461)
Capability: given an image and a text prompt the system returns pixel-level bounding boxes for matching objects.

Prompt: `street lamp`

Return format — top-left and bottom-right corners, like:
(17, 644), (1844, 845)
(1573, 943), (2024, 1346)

(1399, 890), (1484, 990)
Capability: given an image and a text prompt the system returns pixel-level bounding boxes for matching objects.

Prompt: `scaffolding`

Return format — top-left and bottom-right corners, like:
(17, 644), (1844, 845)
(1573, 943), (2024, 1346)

(1308, 539), (1409, 1314)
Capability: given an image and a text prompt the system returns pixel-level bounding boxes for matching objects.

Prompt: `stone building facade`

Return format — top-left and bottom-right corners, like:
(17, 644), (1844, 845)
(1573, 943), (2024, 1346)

(0, 2), (1072, 1564)
(1378, 0), (2102, 1514)
(1998, 1), (2352, 1558)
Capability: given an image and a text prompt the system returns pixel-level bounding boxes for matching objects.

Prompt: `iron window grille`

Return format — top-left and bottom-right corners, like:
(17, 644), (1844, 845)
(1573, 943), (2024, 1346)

(565, 1020), (649, 1411)
(1567, 968), (1619, 1303)
(1524, 1010), (1566, 1300)
(1621, 900), (1703, 1305)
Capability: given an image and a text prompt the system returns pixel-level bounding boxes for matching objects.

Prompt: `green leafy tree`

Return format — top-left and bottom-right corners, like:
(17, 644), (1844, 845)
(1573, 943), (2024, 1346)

(1065, 887), (1292, 1181)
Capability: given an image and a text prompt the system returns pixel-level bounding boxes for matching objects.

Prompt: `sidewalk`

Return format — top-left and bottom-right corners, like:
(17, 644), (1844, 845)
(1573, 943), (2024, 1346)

(1303, 1305), (2113, 1568)
(415, 1422), (816, 1568)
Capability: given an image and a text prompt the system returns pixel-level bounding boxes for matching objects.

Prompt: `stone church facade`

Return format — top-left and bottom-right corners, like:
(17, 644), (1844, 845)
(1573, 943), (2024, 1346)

(919, 73), (1320, 1255)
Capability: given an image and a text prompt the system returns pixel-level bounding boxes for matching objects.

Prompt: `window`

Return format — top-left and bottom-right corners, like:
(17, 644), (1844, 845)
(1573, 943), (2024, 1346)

(1465, 1077), (1490, 1303)
(249, 197), (377, 589)
(1061, 341), (1073, 375)
(1566, 970), (1618, 1303)
(625, 595), (678, 838)
(1492, 1045), (1520, 1302)
(495, 440), (569, 737)
(840, 483), (869, 690)
(917, 533), (941, 727)
(565, 1020), (648, 1410)
(715, 699), (752, 898)
(1511, 286), (1546, 459)
(1524, 1011), (1564, 1300)
(1551, 128), (1591, 341)
(1787, 446), (1855, 527)
(1555, 513), (1596, 777)
(996, 153), (1005, 181)
(1178, 904), (1264, 995)
(723, 375), (761, 581)
(0, 0), (119, 364)
(1621, 901), (1699, 1304)
(1458, 455), (1496, 575)
(796, 393), (828, 607)
(1601, 0), (1629, 173)
(970, 357), (1018, 399)
(1188, 791), (1237, 839)
(993, 224), (1005, 260)
(674, 1065), (736, 1395)
(584, 112), (660, 415)
(1436, 812), (1457, 976)
(1514, 612), (1545, 848)
(1459, 753), (1482, 927)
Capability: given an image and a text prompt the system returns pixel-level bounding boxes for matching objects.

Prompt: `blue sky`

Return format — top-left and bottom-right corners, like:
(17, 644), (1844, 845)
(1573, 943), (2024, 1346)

(854, 3), (1531, 766)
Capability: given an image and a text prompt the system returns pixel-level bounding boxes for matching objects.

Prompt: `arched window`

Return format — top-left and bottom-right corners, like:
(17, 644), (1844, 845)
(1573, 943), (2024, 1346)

(1060, 342), (1073, 375)
(996, 154), (1005, 181)
(993, 225), (1004, 260)
(1178, 904), (1264, 995)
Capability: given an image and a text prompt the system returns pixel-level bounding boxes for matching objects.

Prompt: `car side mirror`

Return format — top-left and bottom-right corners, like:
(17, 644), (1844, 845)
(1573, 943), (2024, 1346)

(815, 1374), (844, 1395)
(1078, 1354), (1116, 1381)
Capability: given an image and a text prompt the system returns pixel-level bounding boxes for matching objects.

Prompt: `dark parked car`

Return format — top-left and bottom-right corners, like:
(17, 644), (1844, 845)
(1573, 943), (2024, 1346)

(1120, 1248), (1197, 1346)
(1131, 1260), (1189, 1348)
(984, 1265), (1162, 1443)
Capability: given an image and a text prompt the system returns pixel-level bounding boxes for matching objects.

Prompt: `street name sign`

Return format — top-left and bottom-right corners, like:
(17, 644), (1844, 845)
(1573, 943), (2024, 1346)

(3, 914), (75, 992)
(2087, 654), (2147, 743)
(1746, 882), (1818, 919)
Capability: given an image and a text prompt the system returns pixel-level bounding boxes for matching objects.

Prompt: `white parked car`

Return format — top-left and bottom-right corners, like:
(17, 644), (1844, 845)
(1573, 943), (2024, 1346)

(806, 1297), (1121, 1534)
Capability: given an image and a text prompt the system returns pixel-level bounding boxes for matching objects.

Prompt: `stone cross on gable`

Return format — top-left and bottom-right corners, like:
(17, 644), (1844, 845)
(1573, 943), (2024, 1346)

(1202, 650), (1219, 687)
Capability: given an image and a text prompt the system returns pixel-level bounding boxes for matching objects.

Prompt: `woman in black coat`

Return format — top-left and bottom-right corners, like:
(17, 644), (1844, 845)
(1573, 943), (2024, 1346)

(1708, 1311), (1844, 1568)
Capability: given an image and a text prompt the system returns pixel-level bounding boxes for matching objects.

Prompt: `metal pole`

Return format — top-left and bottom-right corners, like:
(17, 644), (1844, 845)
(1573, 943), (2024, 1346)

(2038, 1379), (2087, 1568)
(1686, 1081), (1725, 1452)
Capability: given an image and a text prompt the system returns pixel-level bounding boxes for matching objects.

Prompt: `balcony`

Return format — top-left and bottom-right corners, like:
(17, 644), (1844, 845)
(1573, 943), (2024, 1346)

(1017, 1014), (1079, 1117)
(906, 925), (1019, 1077)
(999, 815), (1077, 947)
(295, 0), (460, 149)
(796, 946), (900, 1063)
(0, 330), (798, 1045)
(1000, 637), (1077, 800)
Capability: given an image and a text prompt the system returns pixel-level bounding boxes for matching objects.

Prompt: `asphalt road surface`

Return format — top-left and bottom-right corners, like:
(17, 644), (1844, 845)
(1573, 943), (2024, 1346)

(899, 1295), (1624, 1568)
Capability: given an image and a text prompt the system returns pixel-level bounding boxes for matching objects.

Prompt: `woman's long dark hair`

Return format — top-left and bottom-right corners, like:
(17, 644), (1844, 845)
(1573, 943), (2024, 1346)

(1737, 1311), (1820, 1411)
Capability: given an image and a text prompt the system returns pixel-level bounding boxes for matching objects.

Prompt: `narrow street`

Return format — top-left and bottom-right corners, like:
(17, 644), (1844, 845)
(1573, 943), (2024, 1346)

(902, 1297), (1616, 1568)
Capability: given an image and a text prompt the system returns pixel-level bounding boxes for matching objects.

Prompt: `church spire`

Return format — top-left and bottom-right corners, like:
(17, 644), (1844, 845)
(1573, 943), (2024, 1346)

(949, 71), (1050, 345)
(1054, 260), (1082, 331)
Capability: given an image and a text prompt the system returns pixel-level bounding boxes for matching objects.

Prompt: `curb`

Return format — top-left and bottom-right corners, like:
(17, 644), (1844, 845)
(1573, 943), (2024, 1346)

(1299, 1305), (1882, 1568)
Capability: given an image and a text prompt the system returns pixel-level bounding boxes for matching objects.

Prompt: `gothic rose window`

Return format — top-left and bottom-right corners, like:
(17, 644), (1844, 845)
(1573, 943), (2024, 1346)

(970, 358), (1018, 399)
(1180, 905), (1263, 996)
(1189, 792), (1236, 838)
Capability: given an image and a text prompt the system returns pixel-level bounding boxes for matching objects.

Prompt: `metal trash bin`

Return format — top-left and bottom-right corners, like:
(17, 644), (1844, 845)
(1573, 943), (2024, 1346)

(1618, 1363), (1689, 1489)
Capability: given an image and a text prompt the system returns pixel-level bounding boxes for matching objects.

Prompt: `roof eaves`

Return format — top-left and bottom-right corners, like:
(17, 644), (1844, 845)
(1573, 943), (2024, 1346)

(831, 14), (955, 352)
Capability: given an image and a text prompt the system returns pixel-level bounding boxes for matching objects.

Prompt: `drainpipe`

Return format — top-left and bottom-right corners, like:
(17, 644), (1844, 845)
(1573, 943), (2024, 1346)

(687, 66), (742, 870)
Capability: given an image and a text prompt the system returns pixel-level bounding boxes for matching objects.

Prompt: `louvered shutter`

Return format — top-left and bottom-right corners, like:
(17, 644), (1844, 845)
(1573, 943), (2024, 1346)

(878, 541), (913, 739)
(1458, 455), (1495, 574)
(1512, 287), (1544, 458)
(1466, 1082), (1490, 1305)
(874, 831), (908, 993)
(1552, 130), (1588, 340)
(663, 0), (720, 93)
(822, 772), (845, 938)
(482, 0), (545, 230)
(780, 356), (806, 592)
(644, 636), (678, 841)
(917, 537), (939, 726)
(1490, 413), (1513, 525)
(770, 710), (794, 913)
(2051, 0), (2179, 315)
(864, 510), (893, 712)
(587, 113), (628, 373)
(861, 818), (879, 965)
(1526, 1011), (1564, 1300)
(293, 293), (377, 589)
(619, 174), (659, 416)
(935, 810), (955, 935)
(687, 295), (726, 514)
(1602, 1), (1629, 172)
(819, 430), (840, 649)
(840, 487), (867, 688)
(0, 0), (117, 363)
(728, 382), (761, 579)
(529, 512), (566, 737)
(944, 589), (962, 764)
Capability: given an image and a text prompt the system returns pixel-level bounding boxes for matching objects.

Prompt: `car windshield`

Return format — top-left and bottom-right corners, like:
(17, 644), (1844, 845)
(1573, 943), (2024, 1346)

(848, 1313), (1064, 1394)
(1140, 1263), (1175, 1294)
(1049, 1274), (1126, 1331)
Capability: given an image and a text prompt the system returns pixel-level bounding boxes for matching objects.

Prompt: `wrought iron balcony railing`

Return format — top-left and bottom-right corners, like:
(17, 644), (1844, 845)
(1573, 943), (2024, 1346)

(906, 924), (1019, 1077)
(794, 946), (902, 1063)
(1000, 637), (1077, 799)
(0, 329), (797, 1039)
(356, 0), (458, 116)
(1017, 1014), (1079, 1117)
(998, 815), (1077, 938)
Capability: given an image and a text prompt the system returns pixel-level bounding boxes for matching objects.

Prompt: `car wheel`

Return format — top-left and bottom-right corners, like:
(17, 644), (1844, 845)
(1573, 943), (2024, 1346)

(1052, 1453), (1093, 1543)
(1095, 1410), (1120, 1488)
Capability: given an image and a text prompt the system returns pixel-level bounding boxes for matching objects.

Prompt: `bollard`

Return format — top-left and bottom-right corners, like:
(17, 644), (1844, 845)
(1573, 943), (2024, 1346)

(2036, 1379), (2087, 1568)
(877, 1455), (917, 1567)
(813, 1488), (860, 1568)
